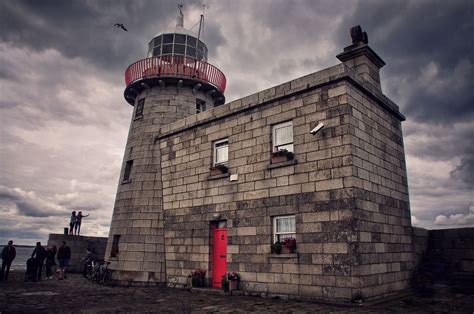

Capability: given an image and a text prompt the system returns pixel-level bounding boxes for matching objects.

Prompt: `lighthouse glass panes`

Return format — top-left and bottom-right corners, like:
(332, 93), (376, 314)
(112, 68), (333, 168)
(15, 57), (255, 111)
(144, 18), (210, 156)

(213, 139), (228, 166)
(148, 34), (208, 61)
(272, 121), (294, 152)
(274, 215), (296, 242)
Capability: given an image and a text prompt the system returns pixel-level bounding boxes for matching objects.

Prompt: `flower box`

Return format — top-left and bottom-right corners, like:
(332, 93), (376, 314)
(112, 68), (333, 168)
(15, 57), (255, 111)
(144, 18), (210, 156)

(270, 149), (294, 164)
(189, 269), (206, 287)
(229, 280), (238, 291)
(282, 238), (296, 254)
(210, 164), (228, 176)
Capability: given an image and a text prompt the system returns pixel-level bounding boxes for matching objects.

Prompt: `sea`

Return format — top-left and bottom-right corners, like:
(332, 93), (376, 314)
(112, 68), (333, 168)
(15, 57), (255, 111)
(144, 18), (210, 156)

(1, 246), (34, 271)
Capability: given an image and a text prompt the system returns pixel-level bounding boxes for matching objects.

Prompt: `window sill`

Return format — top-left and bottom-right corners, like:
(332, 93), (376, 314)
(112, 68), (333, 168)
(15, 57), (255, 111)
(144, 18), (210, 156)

(267, 159), (297, 169)
(134, 115), (143, 121)
(268, 253), (298, 258)
(121, 179), (132, 185)
(208, 173), (230, 180)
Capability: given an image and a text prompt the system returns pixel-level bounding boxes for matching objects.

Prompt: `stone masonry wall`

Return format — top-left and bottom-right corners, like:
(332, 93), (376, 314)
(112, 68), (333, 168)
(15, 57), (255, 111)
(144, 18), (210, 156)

(345, 83), (414, 298)
(106, 86), (215, 285)
(154, 62), (410, 300)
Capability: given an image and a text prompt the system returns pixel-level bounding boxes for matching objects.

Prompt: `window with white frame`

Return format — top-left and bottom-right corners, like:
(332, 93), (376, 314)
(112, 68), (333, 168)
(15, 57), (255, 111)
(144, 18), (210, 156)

(196, 98), (206, 114)
(213, 139), (228, 166)
(272, 121), (293, 152)
(273, 215), (296, 242)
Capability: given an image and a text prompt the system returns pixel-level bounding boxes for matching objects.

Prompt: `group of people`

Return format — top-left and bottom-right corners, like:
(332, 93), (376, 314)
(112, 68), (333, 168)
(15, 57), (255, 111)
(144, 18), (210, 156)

(69, 211), (89, 236)
(30, 241), (71, 281)
(0, 240), (71, 282)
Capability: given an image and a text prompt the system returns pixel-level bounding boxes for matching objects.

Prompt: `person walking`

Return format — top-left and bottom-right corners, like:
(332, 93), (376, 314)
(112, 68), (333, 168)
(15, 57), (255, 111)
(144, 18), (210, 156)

(57, 241), (71, 280)
(1, 240), (16, 281)
(31, 242), (46, 281)
(45, 245), (57, 280)
(74, 211), (89, 236)
(69, 211), (76, 235)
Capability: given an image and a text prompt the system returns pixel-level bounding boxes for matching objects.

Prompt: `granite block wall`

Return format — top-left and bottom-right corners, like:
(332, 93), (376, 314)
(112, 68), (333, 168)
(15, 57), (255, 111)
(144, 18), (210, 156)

(106, 86), (215, 285)
(153, 62), (413, 300)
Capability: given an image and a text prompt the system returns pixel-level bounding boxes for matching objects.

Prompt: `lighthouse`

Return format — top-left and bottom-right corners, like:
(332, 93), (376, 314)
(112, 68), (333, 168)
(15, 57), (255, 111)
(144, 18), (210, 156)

(106, 9), (226, 285)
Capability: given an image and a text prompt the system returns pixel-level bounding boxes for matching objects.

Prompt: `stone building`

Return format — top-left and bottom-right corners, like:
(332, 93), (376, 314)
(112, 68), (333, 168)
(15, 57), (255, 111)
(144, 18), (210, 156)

(106, 14), (415, 301)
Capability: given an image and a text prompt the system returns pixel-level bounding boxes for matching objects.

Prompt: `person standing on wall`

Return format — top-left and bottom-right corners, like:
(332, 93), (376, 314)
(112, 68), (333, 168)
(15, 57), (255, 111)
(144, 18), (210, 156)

(74, 211), (89, 236)
(69, 211), (76, 235)
(1, 240), (16, 281)
(57, 241), (71, 280)
(45, 245), (57, 280)
(31, 242), (46, 281)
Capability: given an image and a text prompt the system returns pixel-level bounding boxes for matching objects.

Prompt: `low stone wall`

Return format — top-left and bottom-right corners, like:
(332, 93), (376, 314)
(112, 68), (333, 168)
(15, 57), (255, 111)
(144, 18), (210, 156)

(428, 228), (474, 273)
(48, 234), (107, 273)
(412, 227), (430, 268)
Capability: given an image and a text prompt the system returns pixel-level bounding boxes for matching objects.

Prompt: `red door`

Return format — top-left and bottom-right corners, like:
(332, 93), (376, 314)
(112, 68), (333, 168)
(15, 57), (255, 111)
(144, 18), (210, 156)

(212, 228), (227, 288)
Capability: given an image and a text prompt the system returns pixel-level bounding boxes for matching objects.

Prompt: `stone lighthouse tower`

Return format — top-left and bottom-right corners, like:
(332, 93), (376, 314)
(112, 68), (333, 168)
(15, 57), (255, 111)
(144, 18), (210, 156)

(106, 9), (226, 285)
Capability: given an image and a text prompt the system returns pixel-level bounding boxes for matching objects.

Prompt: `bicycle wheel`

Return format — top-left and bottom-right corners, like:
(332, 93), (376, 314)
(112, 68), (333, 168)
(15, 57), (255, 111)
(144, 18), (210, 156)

(102, 270), (111, 286)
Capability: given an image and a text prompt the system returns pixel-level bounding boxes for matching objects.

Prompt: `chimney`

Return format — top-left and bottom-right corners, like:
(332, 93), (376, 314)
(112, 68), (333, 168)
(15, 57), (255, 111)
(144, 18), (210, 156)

(336, 25), (385, 92)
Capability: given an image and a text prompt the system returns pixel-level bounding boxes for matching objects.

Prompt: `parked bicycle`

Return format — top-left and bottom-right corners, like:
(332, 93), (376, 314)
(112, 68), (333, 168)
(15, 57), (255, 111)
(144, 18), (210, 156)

(81, 256), (111, 286)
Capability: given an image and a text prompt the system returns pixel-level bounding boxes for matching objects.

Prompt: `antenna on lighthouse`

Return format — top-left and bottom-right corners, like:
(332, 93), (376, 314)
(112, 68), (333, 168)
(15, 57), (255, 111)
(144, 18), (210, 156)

(196, 5), (205, 59)
(177, 3), (184, 27)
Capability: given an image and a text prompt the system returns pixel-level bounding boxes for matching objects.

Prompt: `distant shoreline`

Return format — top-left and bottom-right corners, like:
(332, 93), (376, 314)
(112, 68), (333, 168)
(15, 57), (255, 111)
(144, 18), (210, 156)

(1, 245), (35, 248)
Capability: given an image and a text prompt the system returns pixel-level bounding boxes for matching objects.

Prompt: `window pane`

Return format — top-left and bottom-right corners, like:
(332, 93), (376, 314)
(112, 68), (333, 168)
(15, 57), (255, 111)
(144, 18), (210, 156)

(153, 46), (161, 56)
(187, 36), (197, 47)
(154, 35), (162, 46)
(162, 44), (172, 54)
(275, 125), (293, 146)
(276, 217), (295, 233)
(175, 34), (186, 44)
(163, 34), (173, 44)
(186, 46), (196, 57)
(198, 40), (205, 52)
(197, 49), (204, 60)
(215, 146), (228, 164)
(174, 44), (185, 55)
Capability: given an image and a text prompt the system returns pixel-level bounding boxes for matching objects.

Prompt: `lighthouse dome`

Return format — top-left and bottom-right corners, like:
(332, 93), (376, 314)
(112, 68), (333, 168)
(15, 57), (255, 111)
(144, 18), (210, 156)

(147, 24), (208, 61)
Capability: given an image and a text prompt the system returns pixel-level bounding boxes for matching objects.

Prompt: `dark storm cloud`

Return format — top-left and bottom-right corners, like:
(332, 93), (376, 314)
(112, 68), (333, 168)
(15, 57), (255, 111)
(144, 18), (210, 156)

(0, 185), (64, 217)
(335, 0), (474, 123)
(0, 0), (225, 73)
(451, 145), (474, 187)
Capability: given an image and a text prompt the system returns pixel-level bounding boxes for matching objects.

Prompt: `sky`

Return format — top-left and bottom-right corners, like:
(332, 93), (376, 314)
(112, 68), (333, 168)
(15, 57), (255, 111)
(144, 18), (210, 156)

(0, 0), (473, 245)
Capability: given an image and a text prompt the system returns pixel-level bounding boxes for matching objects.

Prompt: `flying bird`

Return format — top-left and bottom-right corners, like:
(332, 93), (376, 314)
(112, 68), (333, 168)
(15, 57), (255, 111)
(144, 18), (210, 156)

(114, 23), (128, 31)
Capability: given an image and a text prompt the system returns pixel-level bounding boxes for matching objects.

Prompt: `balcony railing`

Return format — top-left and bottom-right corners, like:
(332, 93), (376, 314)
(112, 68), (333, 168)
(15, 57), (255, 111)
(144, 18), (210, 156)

(124, 56), (226, 94)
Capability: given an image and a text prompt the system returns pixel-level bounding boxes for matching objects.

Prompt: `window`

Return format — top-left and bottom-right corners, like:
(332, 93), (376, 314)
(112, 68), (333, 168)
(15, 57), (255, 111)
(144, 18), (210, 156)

(123, 160), (133, 182)
(213, 139), (228, 166)
(196, 99), (206, 113)
(273, 215), (295, 242)
(272, 121), (294, 152)
(135, 99), (144, 118)
(110, 235), (121, 257)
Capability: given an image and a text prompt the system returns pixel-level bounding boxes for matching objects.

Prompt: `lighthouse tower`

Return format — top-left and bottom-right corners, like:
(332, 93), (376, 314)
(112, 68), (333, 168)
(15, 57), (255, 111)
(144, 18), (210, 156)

(106, 10), (226, 285)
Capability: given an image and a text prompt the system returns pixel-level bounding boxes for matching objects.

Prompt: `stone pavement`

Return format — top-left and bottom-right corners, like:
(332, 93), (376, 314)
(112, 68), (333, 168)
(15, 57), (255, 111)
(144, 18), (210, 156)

(0, 271), (473, 313)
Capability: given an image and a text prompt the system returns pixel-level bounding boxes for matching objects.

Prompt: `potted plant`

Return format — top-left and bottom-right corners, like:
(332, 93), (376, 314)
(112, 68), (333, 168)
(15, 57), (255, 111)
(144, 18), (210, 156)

(281, 238), (296, 254)
(222, 271), (240, 292)
(221, 275), (229, 292)
(210, 164), (229, 176)
(271, 241), (282, 254)
(226, 271), (240, 291)
(189, 269), (206, 287)
(270, 149), (294, 164)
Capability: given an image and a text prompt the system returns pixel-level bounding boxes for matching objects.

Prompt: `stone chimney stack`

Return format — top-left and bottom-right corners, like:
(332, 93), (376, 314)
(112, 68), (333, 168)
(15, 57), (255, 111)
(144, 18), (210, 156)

(337, 25), (385, 92)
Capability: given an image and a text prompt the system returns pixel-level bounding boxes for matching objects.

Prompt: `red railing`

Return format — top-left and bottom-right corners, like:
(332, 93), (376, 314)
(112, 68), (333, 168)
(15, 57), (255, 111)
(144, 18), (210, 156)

(125, 56), (226, 94)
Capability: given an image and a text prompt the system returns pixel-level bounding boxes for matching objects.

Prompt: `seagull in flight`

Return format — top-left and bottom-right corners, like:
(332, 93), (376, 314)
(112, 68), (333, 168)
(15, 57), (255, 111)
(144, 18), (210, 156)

(114, 23), (128, 31)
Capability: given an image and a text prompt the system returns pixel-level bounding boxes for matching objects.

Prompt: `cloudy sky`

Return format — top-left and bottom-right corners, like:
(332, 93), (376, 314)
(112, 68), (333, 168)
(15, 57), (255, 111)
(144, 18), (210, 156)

(1, 0), (473, 245)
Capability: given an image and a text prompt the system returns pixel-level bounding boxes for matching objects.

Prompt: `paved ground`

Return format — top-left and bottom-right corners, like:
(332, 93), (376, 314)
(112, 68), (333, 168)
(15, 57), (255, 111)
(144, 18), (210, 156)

(0, 271), (473, 313)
